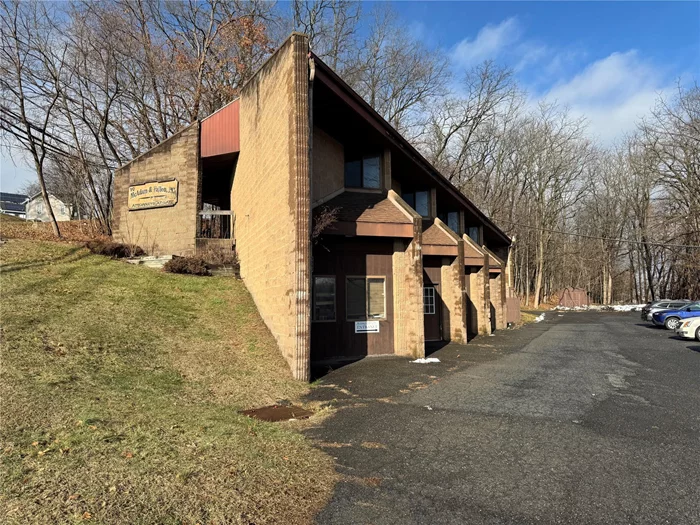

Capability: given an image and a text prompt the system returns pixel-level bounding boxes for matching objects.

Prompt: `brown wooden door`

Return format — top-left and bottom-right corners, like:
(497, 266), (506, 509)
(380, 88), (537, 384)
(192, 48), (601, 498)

(423, 285), (441, 341)
(311, 238), (395, 361)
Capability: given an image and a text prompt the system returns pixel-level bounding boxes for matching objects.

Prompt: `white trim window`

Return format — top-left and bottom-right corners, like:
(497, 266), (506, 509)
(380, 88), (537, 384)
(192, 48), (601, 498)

(423, 286), (436, 315)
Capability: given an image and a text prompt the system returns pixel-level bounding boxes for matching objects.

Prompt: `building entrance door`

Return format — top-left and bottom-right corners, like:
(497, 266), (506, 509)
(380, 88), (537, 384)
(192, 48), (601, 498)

(423, 285), (442, 341)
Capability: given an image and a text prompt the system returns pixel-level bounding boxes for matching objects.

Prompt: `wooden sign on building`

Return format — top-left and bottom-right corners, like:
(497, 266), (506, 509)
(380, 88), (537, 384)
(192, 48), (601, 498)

(128, 180), (179, 210)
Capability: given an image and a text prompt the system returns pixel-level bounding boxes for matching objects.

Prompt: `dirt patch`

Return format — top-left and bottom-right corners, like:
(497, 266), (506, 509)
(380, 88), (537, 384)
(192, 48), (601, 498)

(240, 404), (314, 422)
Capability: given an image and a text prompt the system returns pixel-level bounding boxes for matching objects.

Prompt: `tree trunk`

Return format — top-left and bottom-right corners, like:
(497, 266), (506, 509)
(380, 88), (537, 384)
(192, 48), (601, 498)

(33, 158), (61, 238)
(533, 234), (544, 309)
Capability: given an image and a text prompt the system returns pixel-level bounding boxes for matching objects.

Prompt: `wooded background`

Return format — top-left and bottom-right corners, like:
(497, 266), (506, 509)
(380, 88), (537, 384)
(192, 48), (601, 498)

(2, 0), (698, 304)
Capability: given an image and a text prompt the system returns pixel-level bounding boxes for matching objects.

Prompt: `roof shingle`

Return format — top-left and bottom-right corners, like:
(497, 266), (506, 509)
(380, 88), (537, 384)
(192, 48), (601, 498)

(315, 191), (412, 224)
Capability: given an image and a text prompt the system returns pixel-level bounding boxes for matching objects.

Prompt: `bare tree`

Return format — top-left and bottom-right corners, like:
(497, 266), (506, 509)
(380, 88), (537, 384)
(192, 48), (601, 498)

(292, 0), (361, 71)
(0, 1), (67, 236)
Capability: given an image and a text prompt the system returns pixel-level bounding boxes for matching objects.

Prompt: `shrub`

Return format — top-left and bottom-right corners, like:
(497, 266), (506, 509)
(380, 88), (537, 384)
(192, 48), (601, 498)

(86, 240), (144, 258)
(163, 256), (210, 276)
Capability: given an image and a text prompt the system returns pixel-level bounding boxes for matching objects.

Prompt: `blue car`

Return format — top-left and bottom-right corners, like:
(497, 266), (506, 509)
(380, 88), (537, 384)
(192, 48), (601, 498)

(652, 302), (700, 330)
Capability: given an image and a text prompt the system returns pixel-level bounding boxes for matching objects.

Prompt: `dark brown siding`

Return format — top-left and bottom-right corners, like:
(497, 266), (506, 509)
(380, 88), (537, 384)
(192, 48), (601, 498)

(423, 258), (443, 341)
(201, 100), (240, 157)
(311, 238), (394, 361)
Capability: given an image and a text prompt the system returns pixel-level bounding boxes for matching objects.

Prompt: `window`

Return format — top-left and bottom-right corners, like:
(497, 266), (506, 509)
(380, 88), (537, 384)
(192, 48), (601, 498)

(345, 155), (381, 189)
(362, 157), (381, 188)
(438, 211), (460, 232)
(313, 277), (336, 321)
(344, 160), (361, 187)
(402, 191), (429, 217)
(423, 287), (436, 315)
(467, 226), (480, 244)
(346, 277), (386, 320)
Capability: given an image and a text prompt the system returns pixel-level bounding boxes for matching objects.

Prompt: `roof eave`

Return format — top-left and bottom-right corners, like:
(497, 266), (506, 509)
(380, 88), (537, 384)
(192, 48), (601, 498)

(310, 53), (511, 247)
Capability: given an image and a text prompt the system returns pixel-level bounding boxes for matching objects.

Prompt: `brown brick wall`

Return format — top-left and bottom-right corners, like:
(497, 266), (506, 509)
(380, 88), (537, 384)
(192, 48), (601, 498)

(467, 257), (492, 336)
(440, 246), (467, 344)
(392, 220), (425, 358)
(312, 126), (344, 204)
(112, 123), (200, 256)
(232, 34), (311, 380)
(489, 271), (507, 330)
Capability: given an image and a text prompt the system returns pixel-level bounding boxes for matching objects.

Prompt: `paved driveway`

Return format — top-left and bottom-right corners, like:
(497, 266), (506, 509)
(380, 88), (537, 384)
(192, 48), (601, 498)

(305, 312), (700, 525)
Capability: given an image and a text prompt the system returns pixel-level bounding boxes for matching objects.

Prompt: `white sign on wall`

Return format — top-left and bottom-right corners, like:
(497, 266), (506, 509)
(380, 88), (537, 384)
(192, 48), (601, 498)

(355, 321), (380, 333)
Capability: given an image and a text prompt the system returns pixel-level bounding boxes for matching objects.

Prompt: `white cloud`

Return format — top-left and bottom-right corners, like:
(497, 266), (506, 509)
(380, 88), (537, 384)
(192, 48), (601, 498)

(448, 19), (673, 144)
(451, 17), (522, 68)
(541, 51), (668, 144)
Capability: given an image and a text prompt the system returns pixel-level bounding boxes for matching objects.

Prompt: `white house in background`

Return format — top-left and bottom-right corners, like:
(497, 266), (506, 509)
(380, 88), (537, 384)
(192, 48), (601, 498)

(25, 193), (73, 222)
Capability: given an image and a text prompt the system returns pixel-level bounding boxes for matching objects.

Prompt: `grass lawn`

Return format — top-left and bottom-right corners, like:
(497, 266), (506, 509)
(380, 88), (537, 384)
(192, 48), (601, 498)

(0, 240), (335, 524)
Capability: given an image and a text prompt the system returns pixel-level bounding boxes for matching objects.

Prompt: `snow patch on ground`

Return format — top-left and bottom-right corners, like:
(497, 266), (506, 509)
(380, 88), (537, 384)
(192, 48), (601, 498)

(534, 313), (546, 323)
(411, 357), (440, 364)
(553, 304), (646, 312)
(610, 304), (647, 312)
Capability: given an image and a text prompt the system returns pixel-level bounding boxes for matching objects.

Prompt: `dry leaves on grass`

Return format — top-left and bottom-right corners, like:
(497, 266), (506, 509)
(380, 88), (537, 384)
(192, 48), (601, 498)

(0, 218), (107, 242)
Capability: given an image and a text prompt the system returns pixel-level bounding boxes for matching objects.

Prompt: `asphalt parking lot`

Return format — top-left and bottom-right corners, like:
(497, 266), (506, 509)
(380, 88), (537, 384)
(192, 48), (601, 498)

(305, 312), (700, 525)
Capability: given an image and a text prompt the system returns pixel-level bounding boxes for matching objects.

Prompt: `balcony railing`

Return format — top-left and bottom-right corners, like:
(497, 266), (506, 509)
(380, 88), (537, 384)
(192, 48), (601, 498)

(198, 210), (232, 239)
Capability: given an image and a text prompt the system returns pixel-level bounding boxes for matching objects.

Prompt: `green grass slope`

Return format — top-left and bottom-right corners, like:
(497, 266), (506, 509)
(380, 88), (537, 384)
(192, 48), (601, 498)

(0, 240), (334, 524)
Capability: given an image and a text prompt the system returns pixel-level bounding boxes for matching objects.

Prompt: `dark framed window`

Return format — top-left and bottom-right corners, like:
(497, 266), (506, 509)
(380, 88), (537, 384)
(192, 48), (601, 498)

(423, 287), (436, 315)
(439, 211), (460, 233)
(402, 191), (429, 217)
(344, 155), (381, 189)
(313, 276), (336, 321)
(346, 277), (386, 320)
(467, 226), (480, 244)
(447, 212), (460, 233)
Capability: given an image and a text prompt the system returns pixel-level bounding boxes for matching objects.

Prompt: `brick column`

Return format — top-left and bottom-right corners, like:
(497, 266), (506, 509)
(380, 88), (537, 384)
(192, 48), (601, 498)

(392, 218), (425, 358)
(479, 254), (492, 335)
(440, 243), (467, 344)
(490, 272), (507, 330)
(291, 34), (311, 381)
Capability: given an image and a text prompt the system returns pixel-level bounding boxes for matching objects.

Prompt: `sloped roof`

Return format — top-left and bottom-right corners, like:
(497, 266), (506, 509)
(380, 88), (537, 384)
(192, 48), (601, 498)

(316, 191), (413, 224)
(311, 51), (511, 247)
(0, 192), (27, 204)
(0, 201), (25, 213)
(422, 220), (458, 246)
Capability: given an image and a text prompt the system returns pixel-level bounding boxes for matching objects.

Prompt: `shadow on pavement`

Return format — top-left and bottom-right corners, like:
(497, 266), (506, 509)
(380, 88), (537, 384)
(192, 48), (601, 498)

(311, 357), (365, 381)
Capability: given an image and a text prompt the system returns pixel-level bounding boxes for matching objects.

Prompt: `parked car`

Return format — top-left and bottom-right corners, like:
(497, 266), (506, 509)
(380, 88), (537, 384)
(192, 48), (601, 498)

(676, 317), (700, 341)
(641, 299), (693, 321)
(652, 303), (700, 330)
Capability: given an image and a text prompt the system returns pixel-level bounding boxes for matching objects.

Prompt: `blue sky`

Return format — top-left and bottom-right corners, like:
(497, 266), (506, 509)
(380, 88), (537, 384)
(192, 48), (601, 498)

(392, 1), (699, 143)
(2, 1), (698, 193)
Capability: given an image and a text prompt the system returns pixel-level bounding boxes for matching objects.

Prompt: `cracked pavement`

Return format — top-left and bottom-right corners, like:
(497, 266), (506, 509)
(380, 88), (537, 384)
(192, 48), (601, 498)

(305, 312), (700, 524)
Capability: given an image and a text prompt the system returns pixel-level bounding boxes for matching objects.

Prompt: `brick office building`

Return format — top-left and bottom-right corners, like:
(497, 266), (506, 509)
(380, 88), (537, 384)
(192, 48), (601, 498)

(113, 33), (515, 381)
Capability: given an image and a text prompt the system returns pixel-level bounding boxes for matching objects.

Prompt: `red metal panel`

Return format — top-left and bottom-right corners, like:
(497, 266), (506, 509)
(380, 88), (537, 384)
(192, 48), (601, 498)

(200, 100), (240, 157)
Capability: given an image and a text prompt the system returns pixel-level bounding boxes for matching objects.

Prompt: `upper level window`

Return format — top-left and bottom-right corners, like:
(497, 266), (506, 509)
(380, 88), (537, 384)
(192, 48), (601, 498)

(467, 226), (480, 244)
(447, 212), (460, 233)
(402, 191), (429, 217)
(345, 155), (381, 189)
(439, 211), (460, 233)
